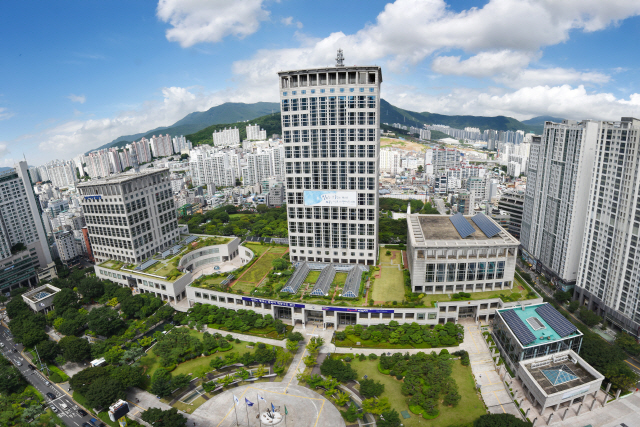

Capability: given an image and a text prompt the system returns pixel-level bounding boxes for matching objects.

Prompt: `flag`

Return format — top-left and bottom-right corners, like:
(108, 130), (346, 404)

(245, 398), (254, 407)
(271, 403), (276, 412)
(233, 395), (239, 406)
(285, 405), (288, 415)
(258, 394), (266, 402)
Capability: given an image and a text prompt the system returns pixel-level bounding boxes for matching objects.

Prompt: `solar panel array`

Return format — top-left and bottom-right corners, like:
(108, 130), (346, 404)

(137, 259), (159, 271)
(161, 249), (172, 259)
(281, 262), (309, 293)
(342, 265), (364, 298)
(184, 235), (198, 244)
(471, 213), (501, 238)
(450, 213), (476, 238)
(501, 309), (537, 345)
(310, 264), (336, 296)
(535, 304), (578, 337)
(34, 291), (50, 300)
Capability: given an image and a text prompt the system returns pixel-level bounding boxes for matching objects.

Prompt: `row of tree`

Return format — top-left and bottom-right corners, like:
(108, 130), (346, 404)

(336, 321), (463, 347)
(178, 303), (287, 335)
(180, 205), (288, 238)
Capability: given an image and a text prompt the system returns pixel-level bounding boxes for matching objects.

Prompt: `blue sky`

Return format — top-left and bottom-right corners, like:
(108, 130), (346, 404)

(2, 0), (640, 166)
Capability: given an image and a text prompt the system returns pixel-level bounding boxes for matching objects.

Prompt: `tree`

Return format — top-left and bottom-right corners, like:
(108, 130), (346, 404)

(88, 307), (124, 337)
(474, 413), (533, 427)
(111, 365), (145, 389)
(120, 346), (145, 364)
(359, 378), (385, 399)
(70, 366), (109, 394)
(256, 204), (268, 213)
(150, 368), (173, 397)
(378, 409), (401, 427)
(362, 397), (391, 415)
(320, 358), (357, 383)
(568, 300), (580, 313)
(271, 258), (288, 270)
(286, 339), (299, 353)
(604, 361), (639, 391)
(103, 346), (125, 365)
(171, 374), (192, 390)
(77, 277), (104, 300)
(341, 403), (362, 423)
(58, 336), (91, 363)
(303, 354), (317, 367)
(334, 391), (350, 406)
(578, 308), (603, 327)
(0, 295), (7, 305)
(554, 290), (572, 304)
(120, 294), (145, 318)
(36, 340), (61, 364)
(141, 407), (187, 427)
(0, 362), (26, 394)
(6, 298), (30, 319)
(615, 332), (640, 356)
(84, 376), (126, 409)
(53, 288), (79, 312)
(287, 332), (304, 342)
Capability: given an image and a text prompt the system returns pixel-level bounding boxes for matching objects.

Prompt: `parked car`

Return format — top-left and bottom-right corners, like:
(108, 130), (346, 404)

(49, 405), (58, 413)
(89, 418), (98, 426)
(46, 392), (55, 400)
(78, 409), (88, 417)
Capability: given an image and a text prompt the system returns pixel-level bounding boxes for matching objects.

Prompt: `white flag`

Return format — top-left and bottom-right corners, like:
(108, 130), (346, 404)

(233, 395), (239, 406)
(258, 394), (266, 402)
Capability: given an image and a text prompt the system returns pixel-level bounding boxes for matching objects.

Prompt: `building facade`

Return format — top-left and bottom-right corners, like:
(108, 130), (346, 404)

(521, 121), (598, 288)
(77, 169), (179, 264)
(213, 128), (240, 147)
(498, 190), (525, 239)
(279, 62), (382, 265)
(575, 117), (640, 336)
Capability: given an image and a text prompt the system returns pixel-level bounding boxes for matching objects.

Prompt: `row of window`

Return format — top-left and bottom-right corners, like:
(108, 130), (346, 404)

(284, 131), (377, 146)
(289, 236), (376, 250)
(83, 204), (125, 215)
(424, 262), (506, 282)
(287, 176), (376, 191)
(90, 236), (133, 250)
(289, 222), (375, 235)
(282, 87), (376, 96)
(283, 112), (376, 128)
(417, 282), (510, 293)
(283, 96), (377, 111)
(288, 207), (375, 220)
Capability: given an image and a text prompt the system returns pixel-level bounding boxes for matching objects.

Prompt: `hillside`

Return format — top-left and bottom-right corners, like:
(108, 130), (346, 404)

(89, 102), (280, 153)
(186, 113), (282, 146)
(521, 115), (564, 127)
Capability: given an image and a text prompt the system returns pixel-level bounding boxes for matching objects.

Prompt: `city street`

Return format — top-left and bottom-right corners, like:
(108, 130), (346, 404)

(0, 323), (97, 427)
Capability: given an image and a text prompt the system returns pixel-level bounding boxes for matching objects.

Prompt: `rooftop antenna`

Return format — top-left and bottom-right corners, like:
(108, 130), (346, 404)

(336, 49), (344, 66)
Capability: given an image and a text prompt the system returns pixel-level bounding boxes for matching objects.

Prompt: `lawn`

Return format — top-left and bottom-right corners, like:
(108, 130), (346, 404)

(236, 248), (286, 285)
(332, 272), (348, 286)
(349, 359), (485, 427)
(145, 258), (180, 276)
(371, 266), (405, 303)
(242, 243), (271, 257)
(305, 270), (321, 284)
(426, 279), (537, 307)
(379, 250), (402, 265)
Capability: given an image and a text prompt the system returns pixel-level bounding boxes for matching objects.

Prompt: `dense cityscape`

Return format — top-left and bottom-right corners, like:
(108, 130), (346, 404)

(2, 2), (640, 427)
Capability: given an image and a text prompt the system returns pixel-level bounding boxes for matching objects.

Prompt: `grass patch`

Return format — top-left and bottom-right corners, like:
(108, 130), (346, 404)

(305, 270), (321, 284)
(173, 396), (207, 413)
(332, 272), (348, 286)
(371, 266), (405, 302)
(350, 359), (484, 427)
(380, 250), (402, 265)
(242, 243), (271, 257)
(237, 248), (284, 285)
(427, 284), (536, 307)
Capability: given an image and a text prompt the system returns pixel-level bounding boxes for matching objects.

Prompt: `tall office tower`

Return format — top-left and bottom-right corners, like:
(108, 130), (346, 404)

(521, 121), (598, 288)
(212, 127), (240, 147)
(576, 117), (640, 335)
(77, 169), (179, 264)
(0, 162), (53, 292)
(278, 57), (382, 266)
(246, 124), (267, 141)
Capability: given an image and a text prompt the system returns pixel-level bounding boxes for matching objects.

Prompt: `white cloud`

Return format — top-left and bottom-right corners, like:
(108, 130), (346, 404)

(67, 94), (86, 104)
(496, 68), (610, 88)
(281, 16), (303, 29)
(0, 107), (13, 121)
(156, 0), (269, 47)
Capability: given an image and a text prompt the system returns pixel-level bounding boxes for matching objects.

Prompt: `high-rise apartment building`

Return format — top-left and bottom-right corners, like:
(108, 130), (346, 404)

(0, 162), (54, 292)
(380, 147), (401, 175)
(279, 58), (381, 265)
(497, 190), (525, 239)
(246, 124), (267, 141)
(212, 128), (240, 147)
(189, 147), (238, 188)
(39, 160), (77, 188)
(130, 138), (152, 164)
(150, 134), (173, 158)
(576, 117), (640, 335)
(521, 121), (598, 287)
(77, 169), (179, 264)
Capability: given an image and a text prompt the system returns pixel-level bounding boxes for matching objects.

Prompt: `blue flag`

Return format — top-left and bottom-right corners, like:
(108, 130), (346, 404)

(271, 403), (276, 412)
(245, 397), (254, 407)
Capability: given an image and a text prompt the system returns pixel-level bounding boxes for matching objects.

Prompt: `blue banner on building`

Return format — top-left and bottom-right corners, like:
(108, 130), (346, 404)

(241, 296), (305, 309)
(322, 307), (394, 313)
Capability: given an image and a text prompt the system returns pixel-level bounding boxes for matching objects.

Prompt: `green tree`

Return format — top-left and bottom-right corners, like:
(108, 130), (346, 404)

(320, 358), (357, 383)
(287, 332), (304, 342)
(88, 307), (124, 337)
(303, 354), (317, 367)
(378, 409), (401, 427)
(36, 340), (61, 364)
(84, 376), (126, 410)
(554, 290), (572, 304)
(0, 361), (26, 394)
(271, 258), (288, 270)
(111, 365), (145, 389)
(286, 339), (299, 353)
(334, 390), (350, 406)
(141, 407), (187, 427)
(77, 277), (105, 300)
(568, 300), (580, 313)
(150, 368), (173, 397)
(615, 332), (640, 356)
(578, 308), (602, 327)
(70, 366), (109, 394)
(362, 397), (391, 415)
(103, 346), (125, 365)
(53, 288), (79, 312)
(6, 297), (30, 319)
(359, 378), (385, 399)
(58, 336), (91, 363)
(473, 413), (532, 427)
(171, 374), (192, 390)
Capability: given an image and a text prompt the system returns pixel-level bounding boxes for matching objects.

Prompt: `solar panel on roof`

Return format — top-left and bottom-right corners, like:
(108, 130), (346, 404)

(471, 213), (501, 238)
(501, 309), (537, 345)
(449, 213), (476, 238)
(535, 304), (578, 337)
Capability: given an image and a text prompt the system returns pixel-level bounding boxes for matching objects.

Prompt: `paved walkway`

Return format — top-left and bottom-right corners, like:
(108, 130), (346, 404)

(202, 326), (287, 349)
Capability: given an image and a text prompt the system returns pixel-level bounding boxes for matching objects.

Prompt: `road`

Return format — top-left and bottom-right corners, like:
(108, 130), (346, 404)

(0, 323), (98, 427)
(434, 198), (447, 215)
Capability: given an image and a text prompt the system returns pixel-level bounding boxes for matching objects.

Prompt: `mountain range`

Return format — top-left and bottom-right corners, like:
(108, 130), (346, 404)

(91, 99), (555, 152)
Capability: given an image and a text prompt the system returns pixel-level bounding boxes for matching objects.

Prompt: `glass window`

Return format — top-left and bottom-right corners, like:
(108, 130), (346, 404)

(283, 92), (287, 96)
(436, 263), (446, 282)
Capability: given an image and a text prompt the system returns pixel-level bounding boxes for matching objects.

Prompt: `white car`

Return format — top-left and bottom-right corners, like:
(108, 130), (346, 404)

(49, 405), (58, 413)
(60, 402), (68, 410)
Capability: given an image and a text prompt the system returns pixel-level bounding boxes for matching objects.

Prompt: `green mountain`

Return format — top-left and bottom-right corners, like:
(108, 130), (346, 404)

(88, 102), (280, 153)
(521, 115), (564, 128)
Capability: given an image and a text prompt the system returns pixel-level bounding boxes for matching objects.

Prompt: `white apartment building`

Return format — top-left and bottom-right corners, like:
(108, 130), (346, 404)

(130, 138), (152, 164)
(466, 176), (487, 202)
(54, 228), (79, 261)
(0, 162), (54, 292)
(521, 121), (598, 287)
(419, 129), (431, 140)
(150, 134), (173, 158)
(213, 127), (240, 147)
(39, 160), (77, 188)
(576, 117), (640, 335)
(107, 148), (122, 174)
(77, 169), (179, 264)
(172, 135), (192, 153)
(428, 148), (459, 172)
(279, 59), (382, 266)
(246, 124), (267, 141)
(189, 147), (239, 188)
(380, 147), (401, 175)
(83, 150), (113, 178)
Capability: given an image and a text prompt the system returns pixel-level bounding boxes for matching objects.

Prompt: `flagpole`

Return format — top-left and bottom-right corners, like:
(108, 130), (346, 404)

(257, 393), (262, 427)
(233, 395), (239, 427)
(245, 401), (249, 427)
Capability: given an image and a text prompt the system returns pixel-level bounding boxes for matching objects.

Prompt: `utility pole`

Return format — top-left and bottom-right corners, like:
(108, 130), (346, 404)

(34, 345), (50, 376)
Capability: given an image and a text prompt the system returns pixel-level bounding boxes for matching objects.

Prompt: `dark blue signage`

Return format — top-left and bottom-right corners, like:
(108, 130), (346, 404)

(241, 296), (305, 308)
(84, 195), (102, 201)
(322, 307), (394, 313)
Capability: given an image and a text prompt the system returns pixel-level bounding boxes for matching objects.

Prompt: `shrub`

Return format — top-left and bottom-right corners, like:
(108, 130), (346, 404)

(359, 354), (366, 361)
(368, 353), (378, 360)
(49, 372), (63, 383)
(396, 374), (403, 380)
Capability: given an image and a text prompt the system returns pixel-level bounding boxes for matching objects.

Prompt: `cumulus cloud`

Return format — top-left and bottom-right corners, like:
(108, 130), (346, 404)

(67, 94), (86, 104)
(156, 0), (269, 47)
(281, 16), (303, 29)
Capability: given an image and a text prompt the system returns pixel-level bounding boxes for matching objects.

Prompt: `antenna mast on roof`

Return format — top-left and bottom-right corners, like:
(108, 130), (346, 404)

(336, 49), (344, 66)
